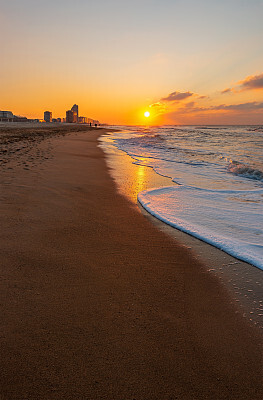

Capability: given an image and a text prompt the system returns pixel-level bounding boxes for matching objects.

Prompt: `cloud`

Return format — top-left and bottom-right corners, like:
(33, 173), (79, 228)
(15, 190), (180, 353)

(175, 101), (263, 114)
(176, 101), (205, 114)
(180, 101), (197, 110)
(219, 72), (263, 94)
(161, 91), (194, 102)
(163, 99), (263, 124)
(221, 88), (232, 94)
(149, 102), (164, 108)
(239, 73), (263, 90)
(149, 101), (167, 115)
(213, 102), (263, 111)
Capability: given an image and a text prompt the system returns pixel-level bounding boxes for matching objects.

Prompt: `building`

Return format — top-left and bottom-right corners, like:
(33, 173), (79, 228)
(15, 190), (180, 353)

(13, 115), (28, 122)
(71, 104), (78, 123)
(78, 116), (87, 124)
(44, 111), (52, 123)
(0, 111), (14, 122)
(66, 110), (74, 123)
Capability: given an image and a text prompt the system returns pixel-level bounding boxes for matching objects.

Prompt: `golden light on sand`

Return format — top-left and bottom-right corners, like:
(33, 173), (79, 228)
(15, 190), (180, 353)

(144, 111), (150, 118)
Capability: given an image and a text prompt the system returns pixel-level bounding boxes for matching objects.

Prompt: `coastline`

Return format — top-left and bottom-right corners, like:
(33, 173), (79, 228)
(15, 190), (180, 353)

(0, 125), (262, 399)
(100, 130), (263, 328)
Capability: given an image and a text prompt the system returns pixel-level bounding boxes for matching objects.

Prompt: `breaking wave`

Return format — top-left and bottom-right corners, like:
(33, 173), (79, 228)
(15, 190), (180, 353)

(228, 162), (263, 181)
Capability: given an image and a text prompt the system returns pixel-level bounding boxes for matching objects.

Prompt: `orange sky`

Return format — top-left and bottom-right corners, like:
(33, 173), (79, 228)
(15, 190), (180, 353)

(1, 0), (263, 125)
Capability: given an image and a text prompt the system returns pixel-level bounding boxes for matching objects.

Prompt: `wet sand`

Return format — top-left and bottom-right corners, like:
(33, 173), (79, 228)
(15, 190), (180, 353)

(100, 133), (263, 328)
(0, 125), (262, 399)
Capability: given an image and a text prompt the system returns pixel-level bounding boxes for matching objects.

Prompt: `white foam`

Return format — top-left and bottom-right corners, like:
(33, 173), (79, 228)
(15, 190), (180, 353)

(138, 186), (263, 270)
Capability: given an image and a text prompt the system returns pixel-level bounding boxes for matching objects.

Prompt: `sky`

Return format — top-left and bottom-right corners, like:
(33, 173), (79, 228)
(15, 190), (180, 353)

(1, 0), (263, 125)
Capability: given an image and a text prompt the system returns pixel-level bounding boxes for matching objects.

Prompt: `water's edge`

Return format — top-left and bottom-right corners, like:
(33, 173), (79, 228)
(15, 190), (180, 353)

(99, 130), (263, 330)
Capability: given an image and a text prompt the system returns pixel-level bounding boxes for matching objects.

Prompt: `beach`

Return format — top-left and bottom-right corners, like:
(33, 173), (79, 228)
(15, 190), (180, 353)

(100, 128), (263, 327)
(0, 124), (262, 399)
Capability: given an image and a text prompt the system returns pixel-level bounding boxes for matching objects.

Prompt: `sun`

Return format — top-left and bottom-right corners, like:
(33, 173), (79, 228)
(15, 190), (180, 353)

(144, 111), (150, 118)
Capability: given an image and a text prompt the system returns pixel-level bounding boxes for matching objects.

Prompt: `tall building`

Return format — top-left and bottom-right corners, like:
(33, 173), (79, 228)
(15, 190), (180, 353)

(44, 111), (52, 123)
(71, 104), (78, 123)
(66, 110), (74, 123)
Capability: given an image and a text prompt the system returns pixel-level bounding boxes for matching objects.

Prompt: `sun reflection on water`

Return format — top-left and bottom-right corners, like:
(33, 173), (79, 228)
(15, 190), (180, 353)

(100, 137), (173, 204)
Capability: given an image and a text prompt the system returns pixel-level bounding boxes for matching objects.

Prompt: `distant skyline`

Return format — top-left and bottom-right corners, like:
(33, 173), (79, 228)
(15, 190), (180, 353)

(1, 0), (263, 125)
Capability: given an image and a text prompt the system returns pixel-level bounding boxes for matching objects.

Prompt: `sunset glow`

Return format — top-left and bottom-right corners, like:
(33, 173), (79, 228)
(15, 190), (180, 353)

(144, 111), (150, 118)
(1, 0), (262, 125)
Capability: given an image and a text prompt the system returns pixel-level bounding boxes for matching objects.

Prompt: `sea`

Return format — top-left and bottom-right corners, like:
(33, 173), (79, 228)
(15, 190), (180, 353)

(99, 125), (263, 326)
(101, 125), (263, 271)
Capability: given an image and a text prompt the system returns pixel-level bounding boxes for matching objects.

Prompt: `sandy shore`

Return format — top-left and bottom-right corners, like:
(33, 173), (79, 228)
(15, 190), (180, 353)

(100, 133), (263, 328)
(0, 125), (262, 399)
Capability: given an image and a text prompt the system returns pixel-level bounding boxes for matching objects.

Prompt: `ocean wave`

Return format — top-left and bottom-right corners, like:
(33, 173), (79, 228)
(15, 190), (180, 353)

(247, 126), (263, 132)
(196, 126), (228, 130)
(227, 162), (263, 181)
(109, 125), (263, 191)
(138, 186), (263, 270)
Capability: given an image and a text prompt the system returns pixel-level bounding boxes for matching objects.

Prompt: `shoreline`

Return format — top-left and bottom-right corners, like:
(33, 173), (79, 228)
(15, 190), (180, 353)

(100, 130), (263, 328)
(0, 125), (262, 399)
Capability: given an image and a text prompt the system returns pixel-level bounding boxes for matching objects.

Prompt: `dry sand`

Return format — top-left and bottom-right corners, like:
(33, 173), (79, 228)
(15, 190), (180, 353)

(0, 124), (262, 399)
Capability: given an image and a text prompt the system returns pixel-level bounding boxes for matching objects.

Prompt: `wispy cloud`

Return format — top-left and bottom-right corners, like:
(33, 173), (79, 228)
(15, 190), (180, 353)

(220, 73), (263, 94)
(149, 101), (167, 115)
(239, 73), (263, 90)
(161, 91), (194, 102)
(221, 88), (232, 94)
(212, 102), (263, 111)
(149, 102), (164, 108)
(177, 101), (263, 114)
(154, 77), (263, 123)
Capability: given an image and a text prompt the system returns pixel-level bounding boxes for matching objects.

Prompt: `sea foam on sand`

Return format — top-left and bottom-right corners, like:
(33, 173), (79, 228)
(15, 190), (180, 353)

(138, 185), (263, 270)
